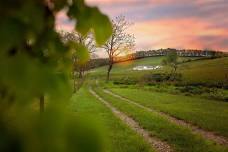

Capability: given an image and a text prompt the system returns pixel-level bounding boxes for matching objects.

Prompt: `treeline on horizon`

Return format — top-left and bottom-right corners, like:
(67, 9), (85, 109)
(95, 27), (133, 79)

(82, 48), (227, 71)
(114, 48), (227, 62)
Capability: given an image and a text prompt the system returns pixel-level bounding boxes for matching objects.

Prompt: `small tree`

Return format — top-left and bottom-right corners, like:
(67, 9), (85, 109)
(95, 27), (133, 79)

(102, 16), (135, 81)
(162, 51), (178, 79)
(60, 31), (96, 92)
(60, 31), (96, 77)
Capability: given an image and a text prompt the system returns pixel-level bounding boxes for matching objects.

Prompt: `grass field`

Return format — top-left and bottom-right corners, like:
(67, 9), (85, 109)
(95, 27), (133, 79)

(180, 57), (228, 84)
(71, 87), (154, 152)
(92, 56), (202, 74)
(109, 88), (228, 138)
(94, 87), (227, 152)
(92, 56), (166, 74)
(70, 56), (228, 152)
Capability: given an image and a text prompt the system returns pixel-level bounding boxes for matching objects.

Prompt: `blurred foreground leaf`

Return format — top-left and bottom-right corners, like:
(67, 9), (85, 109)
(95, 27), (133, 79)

(0, 0), (112, 152)
(68, 0), (112, 45)
(70, 42), (90, 65)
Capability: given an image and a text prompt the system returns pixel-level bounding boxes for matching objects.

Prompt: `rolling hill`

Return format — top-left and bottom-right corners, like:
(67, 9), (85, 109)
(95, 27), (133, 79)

(91, 56), (228, 85)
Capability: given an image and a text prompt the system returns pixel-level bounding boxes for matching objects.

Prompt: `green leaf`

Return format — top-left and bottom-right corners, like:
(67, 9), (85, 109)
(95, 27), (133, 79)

(67, 0), (112, 45)
(76, 44), (89, 65)
(92, 8), (112, 45)
(51, 0), (67, 12)
(68, 0), (91, 35)
(70, 42), (89, 65)
(0, 18), (25, 53)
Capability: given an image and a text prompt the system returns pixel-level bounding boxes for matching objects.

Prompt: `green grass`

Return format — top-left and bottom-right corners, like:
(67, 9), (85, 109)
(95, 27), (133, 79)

(90, 57), (164, 80)
(91, 56), (197, 78)
(70, 87), (154, 152)
(93, 56), (165, 73)
(90, 56), (228, 85)
(93, 56), (202, 73)
(180, 57), (228, 84)
(109, 88), (228, 138)
(95, 87), (227, 152)
(80, 56), (228, 151)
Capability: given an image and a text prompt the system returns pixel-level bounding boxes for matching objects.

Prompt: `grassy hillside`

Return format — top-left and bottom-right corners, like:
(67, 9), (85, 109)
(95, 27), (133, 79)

(180, 57), (228, 84)
(91, 56), (228, 85)
(92, 56), (164, 74)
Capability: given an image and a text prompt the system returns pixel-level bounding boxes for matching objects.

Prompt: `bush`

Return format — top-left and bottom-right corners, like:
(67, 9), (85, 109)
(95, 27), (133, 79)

(181, 58), (192, 63)
(142, 73), (182, 84)
(178, 86), (203, 94)
(142, 73), (169, 83)
(113, 77), (137, 85)
(225, 97), (228, 102)
(168, 73), (182, 81)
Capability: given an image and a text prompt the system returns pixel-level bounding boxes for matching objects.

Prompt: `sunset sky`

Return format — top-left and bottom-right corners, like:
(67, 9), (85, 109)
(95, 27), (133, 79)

(56, 0), (228, 53)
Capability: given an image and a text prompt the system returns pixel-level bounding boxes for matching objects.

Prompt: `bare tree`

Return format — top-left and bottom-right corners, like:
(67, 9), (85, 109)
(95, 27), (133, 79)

(60, 31), (96, 92)
(60, 30), (96, 53)
(60, 31), (96, 77)
(102, 16), (135, 81)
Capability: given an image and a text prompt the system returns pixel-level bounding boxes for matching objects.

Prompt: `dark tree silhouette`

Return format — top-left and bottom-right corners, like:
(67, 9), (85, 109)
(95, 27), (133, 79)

(102, 16), (135, 81)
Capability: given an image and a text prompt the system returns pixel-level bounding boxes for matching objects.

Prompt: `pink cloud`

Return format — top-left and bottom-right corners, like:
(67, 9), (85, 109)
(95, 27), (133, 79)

(55, 11), (74, 32)
(86, 0), (184, 6)
(129, 18), (228, 51)
(56, 0), (228, 52)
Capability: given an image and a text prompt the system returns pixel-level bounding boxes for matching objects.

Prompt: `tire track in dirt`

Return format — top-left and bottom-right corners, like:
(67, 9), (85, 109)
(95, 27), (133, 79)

(103, 89), (228, 146)
(89, 88), (173, 152)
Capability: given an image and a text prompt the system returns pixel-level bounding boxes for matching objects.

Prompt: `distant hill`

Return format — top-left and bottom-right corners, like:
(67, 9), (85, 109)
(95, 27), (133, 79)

(113, 48), (227, 63)
(91, 56), (228, 87)
(86, 48), (227, 71)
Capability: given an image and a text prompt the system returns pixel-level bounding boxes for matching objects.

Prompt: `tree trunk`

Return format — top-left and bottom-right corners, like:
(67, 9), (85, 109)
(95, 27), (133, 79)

(39, 95), (44, 113)
(106, 63), (113, 82)
(78, 66), (85, 79)
(174, 64), (177, 73)
(79, 70), (83, 79)
(73, 75), (76, 93)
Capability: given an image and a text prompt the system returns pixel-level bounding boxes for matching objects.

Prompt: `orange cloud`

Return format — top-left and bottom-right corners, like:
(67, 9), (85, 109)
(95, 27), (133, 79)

(129, 18), (228, 51)
(56, 0), (228, 52)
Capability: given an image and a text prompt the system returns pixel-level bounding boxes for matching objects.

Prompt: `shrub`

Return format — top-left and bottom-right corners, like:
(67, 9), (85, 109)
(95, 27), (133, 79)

(168, 73), (182, 81)
(113, 77), (137, 85)
(142, 73), (182, 84)
(143, 73), (169, 83)
(178, 86), (203, 94)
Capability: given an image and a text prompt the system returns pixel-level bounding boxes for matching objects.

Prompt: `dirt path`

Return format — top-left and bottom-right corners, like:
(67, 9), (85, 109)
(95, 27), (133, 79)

(103, 89), (228, 146)
(89, 88), (173, 152)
